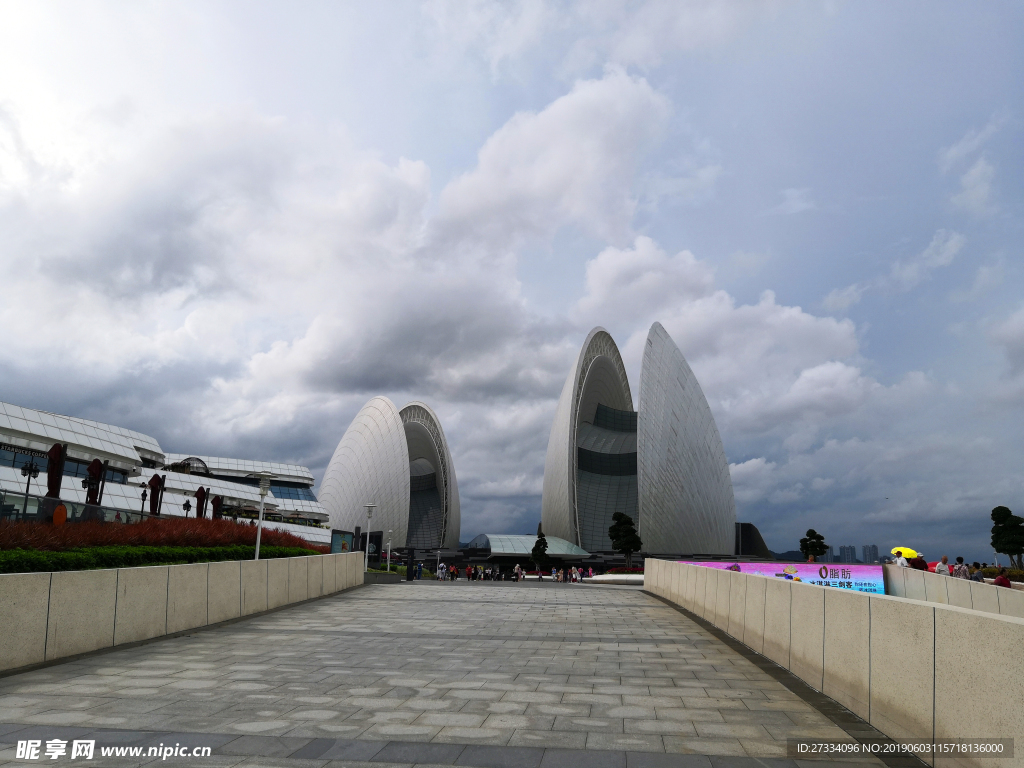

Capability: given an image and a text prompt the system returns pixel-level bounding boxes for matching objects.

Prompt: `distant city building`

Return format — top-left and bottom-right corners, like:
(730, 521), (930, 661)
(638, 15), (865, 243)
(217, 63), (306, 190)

(821, 545), (835, 563)
(0, 400), (328, 543)
(542, 323), (735, 555)
(839, 545), (858, 564)
(863, 544), (879, 563)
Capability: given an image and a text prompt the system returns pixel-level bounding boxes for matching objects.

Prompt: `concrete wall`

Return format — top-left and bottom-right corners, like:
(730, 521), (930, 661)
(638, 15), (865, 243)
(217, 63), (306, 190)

(268, 558), (290, 609)
(0, 573), (51, 669)
(114, 566), (169, 645)
(0, 552), (364, 674)
(934, 607), (1024, 768)
(882, 564), (1024, 621)
(646, 559), (1024, 768)
(167, 563), (208, 633)
(788, 583), (824, 690)
(822, 588), (869, 720)
(46, 570), (117, 660)
(241, 560), (268, 616)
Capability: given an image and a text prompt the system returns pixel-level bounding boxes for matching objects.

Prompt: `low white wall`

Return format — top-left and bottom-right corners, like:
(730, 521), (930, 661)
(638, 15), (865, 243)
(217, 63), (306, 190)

(647, 559), (1023, 768)
(0, 551), (363, 674)
(883, 564), (1024, 620)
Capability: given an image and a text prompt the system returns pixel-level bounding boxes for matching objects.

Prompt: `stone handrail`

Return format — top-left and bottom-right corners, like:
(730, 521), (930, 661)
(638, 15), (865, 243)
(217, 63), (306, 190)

(0, 552), (365, 674)
(646, 558), (1022, 768)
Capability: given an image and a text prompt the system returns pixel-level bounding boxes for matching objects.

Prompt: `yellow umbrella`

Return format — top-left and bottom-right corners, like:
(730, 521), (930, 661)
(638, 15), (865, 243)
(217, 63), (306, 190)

(891, 547), (918, 558)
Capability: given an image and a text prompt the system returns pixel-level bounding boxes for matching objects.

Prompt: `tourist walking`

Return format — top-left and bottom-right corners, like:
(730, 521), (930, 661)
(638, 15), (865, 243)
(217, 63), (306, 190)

(994, 568), (1012, 588)
(952, 557), (971, 579)
(971, 562), (985, 582)
(894, 550), (909, 567)
(935, 556), (950, 575)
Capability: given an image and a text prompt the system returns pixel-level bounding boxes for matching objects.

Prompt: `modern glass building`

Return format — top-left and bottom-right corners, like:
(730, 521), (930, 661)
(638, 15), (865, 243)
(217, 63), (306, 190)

(0, 400), (329, 543)
(319, 397), (460, 551)
(541, 323), (736, 555)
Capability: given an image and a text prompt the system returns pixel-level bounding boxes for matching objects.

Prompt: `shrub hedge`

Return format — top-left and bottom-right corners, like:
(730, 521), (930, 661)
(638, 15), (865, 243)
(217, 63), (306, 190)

(0, 517), (326, 553)
(0, 544), (316, 574)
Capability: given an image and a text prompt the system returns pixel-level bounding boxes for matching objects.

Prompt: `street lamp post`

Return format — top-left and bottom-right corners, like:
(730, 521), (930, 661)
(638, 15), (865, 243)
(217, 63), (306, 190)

(20, 461), (39, 520)
(246, 472), (276, 561)
(363, 504), (376, 572)
(387, 529), (392, 573)
(182, 499), (192, 517)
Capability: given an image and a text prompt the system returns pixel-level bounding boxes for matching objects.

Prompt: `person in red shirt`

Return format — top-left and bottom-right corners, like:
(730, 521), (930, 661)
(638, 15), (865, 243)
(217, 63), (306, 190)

(993, 568), (1012, 588)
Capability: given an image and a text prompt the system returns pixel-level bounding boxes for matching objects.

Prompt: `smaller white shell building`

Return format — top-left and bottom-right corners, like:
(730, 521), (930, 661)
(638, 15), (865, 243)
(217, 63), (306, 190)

(319, 397), (460, 550)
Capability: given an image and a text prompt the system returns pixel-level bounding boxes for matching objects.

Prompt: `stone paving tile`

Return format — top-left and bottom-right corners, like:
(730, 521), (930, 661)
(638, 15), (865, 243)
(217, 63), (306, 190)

(0, 582), (897, 765)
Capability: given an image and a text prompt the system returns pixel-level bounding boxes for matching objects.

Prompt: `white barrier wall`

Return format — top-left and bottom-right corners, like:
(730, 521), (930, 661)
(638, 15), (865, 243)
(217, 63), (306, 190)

(0, 552), (364, 674)
(883, 564), (1024, 619)
(646, 559), (1024, 768)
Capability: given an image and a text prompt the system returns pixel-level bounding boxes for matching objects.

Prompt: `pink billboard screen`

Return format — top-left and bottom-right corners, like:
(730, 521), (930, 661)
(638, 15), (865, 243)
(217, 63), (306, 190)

(677, 561), (885, 594)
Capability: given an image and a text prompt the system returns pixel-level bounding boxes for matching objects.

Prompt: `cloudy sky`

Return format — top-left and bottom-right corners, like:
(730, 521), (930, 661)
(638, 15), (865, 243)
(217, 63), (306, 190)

(1, 1), (1021, 560)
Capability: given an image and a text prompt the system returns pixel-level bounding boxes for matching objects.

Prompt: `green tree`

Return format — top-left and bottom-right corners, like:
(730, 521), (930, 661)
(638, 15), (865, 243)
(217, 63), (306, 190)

(799, 529), (829, 561)
(608, 512), (643, 569)
(991, 506), (1024, 570)
(531, 522), (551, 573)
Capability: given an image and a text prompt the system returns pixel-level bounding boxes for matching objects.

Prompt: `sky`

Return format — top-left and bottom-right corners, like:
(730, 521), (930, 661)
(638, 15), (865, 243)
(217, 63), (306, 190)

(0, 1), (1021, 562)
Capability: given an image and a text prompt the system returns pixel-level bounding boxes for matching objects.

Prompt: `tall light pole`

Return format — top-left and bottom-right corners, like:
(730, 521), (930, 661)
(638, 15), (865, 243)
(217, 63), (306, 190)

(387, 529), (392, 573)
(247, 472), (276, 561)
(20, 461), (39, 520)
(363, 504), (376, 572)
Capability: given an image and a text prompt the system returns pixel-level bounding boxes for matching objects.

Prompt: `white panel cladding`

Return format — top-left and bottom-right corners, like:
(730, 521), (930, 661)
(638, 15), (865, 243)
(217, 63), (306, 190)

(399, 401), (461, 550)
(637, 322), (735, 554)
(162, 453), (314, 485)
(541, 327), (632, 547)
(319, 397), (411, 545)
(0, 400), (163, 470)
(541, 363), (577, 543)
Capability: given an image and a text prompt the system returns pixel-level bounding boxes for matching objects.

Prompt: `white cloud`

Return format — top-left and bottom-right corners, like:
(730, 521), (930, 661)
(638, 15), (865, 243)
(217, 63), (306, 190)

(423, 0), (554, 74)
(437, 68), (669, 244)
(770, 187), (815, 215)
(951, 157), (997, 218)
(729, 457), (777, 504)
(888, 229), (966, 291)
(822, 229), (965, 312)
(572, 236), (714, 327)
(823, 283), (866, 312)
(938, 115), (1004, 173)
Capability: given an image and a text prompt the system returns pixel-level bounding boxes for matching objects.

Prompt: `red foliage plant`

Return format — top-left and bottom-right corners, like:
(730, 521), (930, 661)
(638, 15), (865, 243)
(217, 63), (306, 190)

(0, 517), (328, 553)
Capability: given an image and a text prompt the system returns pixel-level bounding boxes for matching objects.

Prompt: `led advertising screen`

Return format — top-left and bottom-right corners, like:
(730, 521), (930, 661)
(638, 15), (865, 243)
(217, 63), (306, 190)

(677, 561), (885, 594)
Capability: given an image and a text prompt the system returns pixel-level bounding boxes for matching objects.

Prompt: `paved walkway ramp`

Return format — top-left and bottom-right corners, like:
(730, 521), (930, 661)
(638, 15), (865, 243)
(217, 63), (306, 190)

(0, 581), (885, 768)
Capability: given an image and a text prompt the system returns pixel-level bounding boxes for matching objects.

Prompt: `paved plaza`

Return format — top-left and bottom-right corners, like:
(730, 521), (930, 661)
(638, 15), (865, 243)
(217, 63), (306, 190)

(0, 581), (884, 768)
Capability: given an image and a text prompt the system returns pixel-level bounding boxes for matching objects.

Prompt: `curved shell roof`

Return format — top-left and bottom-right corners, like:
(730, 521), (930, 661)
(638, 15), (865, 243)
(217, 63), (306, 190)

(319, 396), (411, 544)
(541, 328), (632, 545)
(638, 322), (735, 553)
(319, 396), (461, 550)
(400, 401), (461, 550)
(542, 322), (735, 555)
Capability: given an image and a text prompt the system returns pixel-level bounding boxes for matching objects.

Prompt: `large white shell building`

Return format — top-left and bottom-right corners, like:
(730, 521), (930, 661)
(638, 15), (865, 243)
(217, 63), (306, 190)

(541, 322), (735, 555)
(319, 397), (461, 550)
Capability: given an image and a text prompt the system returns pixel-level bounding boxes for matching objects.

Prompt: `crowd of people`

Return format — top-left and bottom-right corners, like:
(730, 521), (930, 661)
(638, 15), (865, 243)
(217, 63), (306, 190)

(892, 550), (1014, 587)
(430, 562), (597, 582)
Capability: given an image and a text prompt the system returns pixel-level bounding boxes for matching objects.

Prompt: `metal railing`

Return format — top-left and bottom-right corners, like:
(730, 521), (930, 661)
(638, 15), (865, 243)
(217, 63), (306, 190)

(0, 489), (155, 525)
